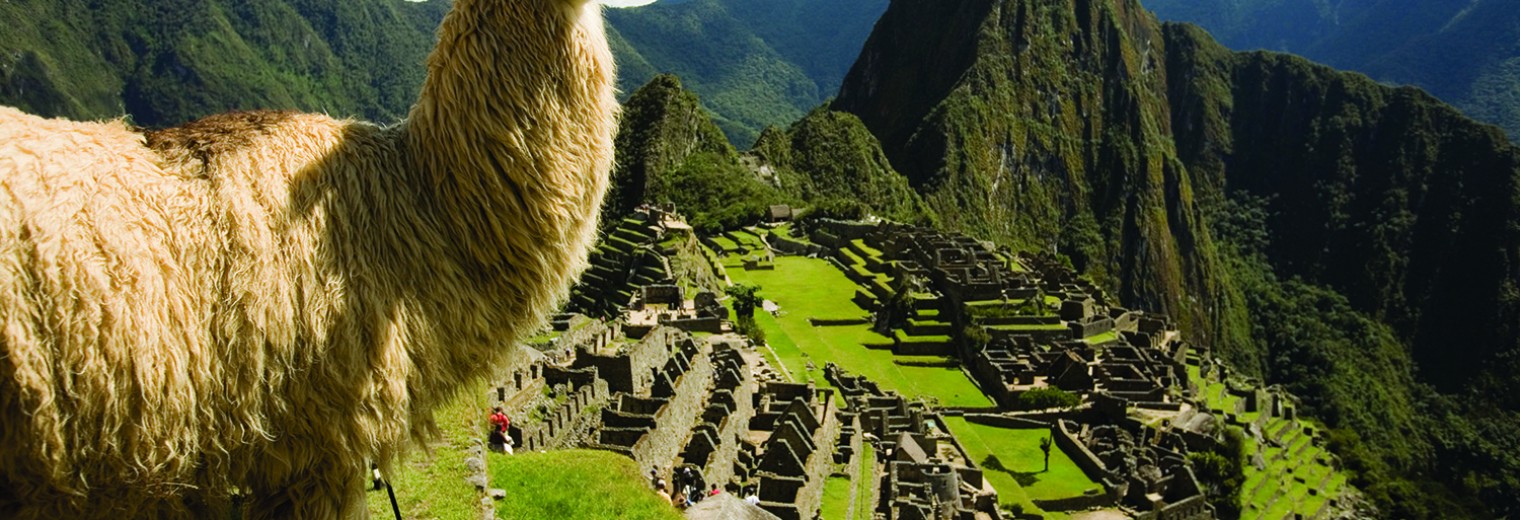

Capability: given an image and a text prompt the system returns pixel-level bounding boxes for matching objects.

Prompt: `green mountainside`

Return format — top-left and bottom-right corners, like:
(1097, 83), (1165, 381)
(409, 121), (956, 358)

(0, 0), (447, 127)
(609, 74), (787, 232)
(5, 0), (1520, 517)
(611, 74), (935, 230)
(750, 109), (937, 225)
(605, 0), (887, 147)
(833, 0), (1520, 517)
(1143, 0), (1520, 140)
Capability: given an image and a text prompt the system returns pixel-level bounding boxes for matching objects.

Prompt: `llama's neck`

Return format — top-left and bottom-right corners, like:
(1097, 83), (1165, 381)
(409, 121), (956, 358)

(399, 0), (617, 353)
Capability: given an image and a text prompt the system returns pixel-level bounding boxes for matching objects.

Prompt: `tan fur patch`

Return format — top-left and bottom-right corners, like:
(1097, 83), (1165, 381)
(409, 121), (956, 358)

(144, 111), (298, 175)
(0, 0), (617, 516)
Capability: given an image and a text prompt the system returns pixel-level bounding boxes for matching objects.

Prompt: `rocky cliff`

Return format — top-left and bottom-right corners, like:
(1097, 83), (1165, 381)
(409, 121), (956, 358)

(833, 0), (1520, 516)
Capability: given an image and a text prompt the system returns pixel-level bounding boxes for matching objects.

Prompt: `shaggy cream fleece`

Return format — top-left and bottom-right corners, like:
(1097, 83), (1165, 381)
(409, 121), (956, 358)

(0, 0), (617, 518)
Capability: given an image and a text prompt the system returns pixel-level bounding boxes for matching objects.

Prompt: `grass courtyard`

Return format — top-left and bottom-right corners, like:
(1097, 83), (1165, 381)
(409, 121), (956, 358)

(729, 256), (993, 408)
(489, 450), (682, 520)
(941, 416), (1102, 514)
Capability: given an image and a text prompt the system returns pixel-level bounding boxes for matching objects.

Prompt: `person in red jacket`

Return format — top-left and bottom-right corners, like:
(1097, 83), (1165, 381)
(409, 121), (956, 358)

(489, 407), (510, 432)
(487, 407), (512, 453)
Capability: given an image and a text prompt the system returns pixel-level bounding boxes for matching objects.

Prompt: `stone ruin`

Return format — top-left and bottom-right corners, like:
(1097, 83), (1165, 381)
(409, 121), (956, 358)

(826, 364), (1002, 520)
(476, 215), (1371, 520)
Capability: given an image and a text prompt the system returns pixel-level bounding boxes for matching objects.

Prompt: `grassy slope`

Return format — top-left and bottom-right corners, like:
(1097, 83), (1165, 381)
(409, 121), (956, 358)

(941, 416), (1101, 513)
(365, 379), (488, 519)
(489, 450), (683, 520)
(1186, 362), (1355, 518)
(729, 256), (992, 408)
(819, 477), (852, 520)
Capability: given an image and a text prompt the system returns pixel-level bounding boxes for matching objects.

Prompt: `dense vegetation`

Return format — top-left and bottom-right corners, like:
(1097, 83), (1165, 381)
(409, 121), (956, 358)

(751, 108), (938, 225)
(0, 0), (447, 127)
(1143, 0), (1520, 140)
(611, 75), (938, 231)
(834, 0), (1520, 517)
(605, 0), (886, 146)
(610, 74), (790, 232)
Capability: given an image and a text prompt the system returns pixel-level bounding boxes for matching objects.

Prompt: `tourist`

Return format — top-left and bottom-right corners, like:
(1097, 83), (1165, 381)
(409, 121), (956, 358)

(656, 481), (671, 504)
(486, 428), (507, 453)
(488, 406), (510, 433)
(370, 463), (384, 491)
(709, 484), (721, 497)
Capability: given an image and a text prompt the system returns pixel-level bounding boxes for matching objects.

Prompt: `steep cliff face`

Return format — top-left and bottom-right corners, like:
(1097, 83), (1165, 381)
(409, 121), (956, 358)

(605, 0), (888, 146)
(835, 0), (1520, 515)
(1146, 0), (1520, 140)
(1165, 25), (1520, 394)
(609, 74), (738, 216)
(834, 0), (1227, 351)
(608, 75), (792, 232)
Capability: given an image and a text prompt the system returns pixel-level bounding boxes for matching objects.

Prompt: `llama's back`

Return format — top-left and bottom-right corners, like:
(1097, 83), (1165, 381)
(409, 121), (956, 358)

(0, 106), (413, 517)
(0, 105), (223, 515)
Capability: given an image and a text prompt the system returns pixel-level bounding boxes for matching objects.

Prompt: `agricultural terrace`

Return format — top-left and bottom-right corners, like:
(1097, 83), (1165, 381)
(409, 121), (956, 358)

(941, 416), (1102, 515)
(727, 255), (993, 408)
(1186, 360), (1351, 519)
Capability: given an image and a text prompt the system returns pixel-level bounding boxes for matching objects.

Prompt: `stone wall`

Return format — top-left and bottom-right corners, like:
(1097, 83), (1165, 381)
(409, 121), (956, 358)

(795, 397), (841, 520)
(1056, 420), (1114, 484)
(756, 389), (841, 520)
(770, 233), (828, 257)
(675, 345), (759, 490)
(629, 339), (714, 474)
(963, 413), (1051, 429)
(516, 375), (610, 452)
(572, 325), (678, 394)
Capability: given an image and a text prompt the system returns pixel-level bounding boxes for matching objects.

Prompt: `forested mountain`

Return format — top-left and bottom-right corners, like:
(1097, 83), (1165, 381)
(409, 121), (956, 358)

(605, 0), (888, 146)
(1143, 0), (1520, 140)
(832, 0), (1520, 516)
(611, 74), (934, 229)
(0, 0), (448, 127)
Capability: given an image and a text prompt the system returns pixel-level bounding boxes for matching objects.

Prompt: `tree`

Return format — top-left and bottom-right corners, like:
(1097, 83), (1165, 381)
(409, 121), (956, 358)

(1016, 387), (1080, 411)
(726, 283), (763, 318)
(1039, 435), (1053, 472)
(1189, 427), (1247, 519)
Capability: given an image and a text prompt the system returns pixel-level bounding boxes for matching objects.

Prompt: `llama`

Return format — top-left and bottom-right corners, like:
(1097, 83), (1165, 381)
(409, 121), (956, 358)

(0, 0), (617, 517)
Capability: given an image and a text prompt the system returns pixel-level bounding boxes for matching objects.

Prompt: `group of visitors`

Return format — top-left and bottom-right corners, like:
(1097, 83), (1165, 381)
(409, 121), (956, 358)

(650, 467), (724, 509)
(487, 406), (514, 454)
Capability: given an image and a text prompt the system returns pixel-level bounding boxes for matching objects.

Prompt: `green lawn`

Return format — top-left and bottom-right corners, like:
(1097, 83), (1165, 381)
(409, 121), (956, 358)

(820, 476), (852, 520)
(366, 380), (489, 520)
(1082, 330), (1118, 344)
(942, 417), (1102, 511)
(709, 235), (740, 252)
(732, 257), (992, 408)
(854, 444), (876, 520)
(490, 450), (683, 520)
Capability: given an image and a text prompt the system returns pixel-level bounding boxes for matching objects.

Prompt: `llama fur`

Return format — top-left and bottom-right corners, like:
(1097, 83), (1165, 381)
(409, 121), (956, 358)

(0, 0), (617, 517)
